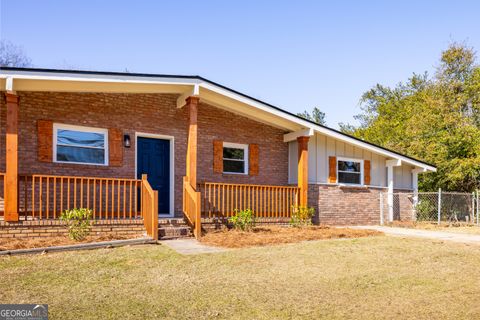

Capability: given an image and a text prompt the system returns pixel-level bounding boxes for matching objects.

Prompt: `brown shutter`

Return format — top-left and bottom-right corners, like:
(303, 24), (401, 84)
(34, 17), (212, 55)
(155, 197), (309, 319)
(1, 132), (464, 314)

(37, 120), (53, 162)
(249, 144), (259, 176)
(213, 140), (223, 173)
(364, 160), (371, 185)
(328, 156), (337, 183)
(108, 128), (123, 167)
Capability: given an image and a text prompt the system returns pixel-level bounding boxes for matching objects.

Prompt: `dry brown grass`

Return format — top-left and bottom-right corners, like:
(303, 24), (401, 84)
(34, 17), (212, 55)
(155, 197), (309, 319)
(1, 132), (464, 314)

(2, 236), (480, 319)
(200, 225), (383, 248)
(389, 221), (480, 235)
(0, 234), (141, 251)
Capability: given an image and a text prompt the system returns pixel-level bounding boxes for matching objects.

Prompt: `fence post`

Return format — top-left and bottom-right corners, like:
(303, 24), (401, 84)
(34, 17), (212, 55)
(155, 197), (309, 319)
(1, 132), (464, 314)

(437, 188), (441, 225)
(379, 192), (384, 225)
(472, 192), (476, 224)
(477, 190), (479, 226)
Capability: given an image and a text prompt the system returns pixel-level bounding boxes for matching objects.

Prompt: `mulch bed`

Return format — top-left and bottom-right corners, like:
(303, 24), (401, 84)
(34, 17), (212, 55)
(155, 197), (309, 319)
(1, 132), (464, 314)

(200, 225), (383, 248)
(0, 234), (142, 251)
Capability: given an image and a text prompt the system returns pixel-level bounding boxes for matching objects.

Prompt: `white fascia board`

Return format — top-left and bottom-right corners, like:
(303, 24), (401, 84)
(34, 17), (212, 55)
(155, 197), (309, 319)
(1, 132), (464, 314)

(283, 128), (314, 142)
(176, 84), (200, 108)
(0, 69), (200, 86)
(1, 69), (436, 172)
(198, 82), (316, 128)
(412, 167), (428, 174)
(386, 159), (402, 167)
(197, 82), (436, 172)
(313, 127), (436, 171)
(5, 76), (13, 91)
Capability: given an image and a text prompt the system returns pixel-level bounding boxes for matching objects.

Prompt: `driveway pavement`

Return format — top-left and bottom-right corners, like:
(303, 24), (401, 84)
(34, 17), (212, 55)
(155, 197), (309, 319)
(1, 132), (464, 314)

(353, 226), (480, 245)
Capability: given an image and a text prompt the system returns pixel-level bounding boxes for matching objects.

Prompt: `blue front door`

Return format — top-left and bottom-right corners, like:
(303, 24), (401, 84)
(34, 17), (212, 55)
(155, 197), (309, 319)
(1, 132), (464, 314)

(136, 137), (170, 214)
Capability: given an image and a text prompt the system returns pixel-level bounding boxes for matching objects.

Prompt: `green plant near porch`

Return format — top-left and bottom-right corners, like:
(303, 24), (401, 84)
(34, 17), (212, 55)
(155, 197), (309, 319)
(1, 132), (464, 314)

(60, 208), (93, 241)
(229, 209), (256, 231)
(290, 205), (315, 227)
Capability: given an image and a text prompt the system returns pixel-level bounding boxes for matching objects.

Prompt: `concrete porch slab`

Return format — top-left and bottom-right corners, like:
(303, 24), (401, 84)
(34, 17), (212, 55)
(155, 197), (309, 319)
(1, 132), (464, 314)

(160, 238), (227, 255)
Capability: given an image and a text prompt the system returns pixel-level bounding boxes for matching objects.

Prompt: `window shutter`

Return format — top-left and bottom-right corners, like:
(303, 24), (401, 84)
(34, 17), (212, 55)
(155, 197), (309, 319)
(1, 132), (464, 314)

(364, 160), (371, 185)
(213, 140), (223, 173)
(249, 144), (259, 176)
(37, 120), (53, 162)
(108, 128), (123, 167)
(328, 156), (337, 183)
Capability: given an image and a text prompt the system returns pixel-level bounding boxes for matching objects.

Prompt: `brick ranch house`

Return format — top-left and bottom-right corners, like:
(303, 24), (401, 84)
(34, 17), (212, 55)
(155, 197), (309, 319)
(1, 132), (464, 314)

(0, 67), (436, 239)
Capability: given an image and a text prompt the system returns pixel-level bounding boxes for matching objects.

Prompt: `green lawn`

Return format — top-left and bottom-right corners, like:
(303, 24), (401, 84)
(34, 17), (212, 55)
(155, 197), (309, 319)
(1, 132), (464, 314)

(1, 236), (480, 319)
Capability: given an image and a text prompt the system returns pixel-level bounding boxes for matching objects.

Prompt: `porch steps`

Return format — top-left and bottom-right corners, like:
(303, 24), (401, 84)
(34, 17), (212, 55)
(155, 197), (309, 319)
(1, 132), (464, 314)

(158, 218), (192, 239)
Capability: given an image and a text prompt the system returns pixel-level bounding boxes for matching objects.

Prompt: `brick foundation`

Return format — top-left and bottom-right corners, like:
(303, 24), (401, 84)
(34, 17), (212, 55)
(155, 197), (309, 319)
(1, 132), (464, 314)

(0, 219), (146, 239)
(309, 184), (414, 225)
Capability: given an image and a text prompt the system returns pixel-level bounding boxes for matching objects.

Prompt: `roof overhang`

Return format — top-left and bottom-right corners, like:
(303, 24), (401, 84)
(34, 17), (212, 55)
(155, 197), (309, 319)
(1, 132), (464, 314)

(0, 67), (436, 172)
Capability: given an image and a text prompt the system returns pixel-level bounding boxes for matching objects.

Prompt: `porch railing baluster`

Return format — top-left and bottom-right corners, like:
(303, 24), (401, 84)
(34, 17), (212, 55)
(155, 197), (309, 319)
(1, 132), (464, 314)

(200, 182), (300, 221)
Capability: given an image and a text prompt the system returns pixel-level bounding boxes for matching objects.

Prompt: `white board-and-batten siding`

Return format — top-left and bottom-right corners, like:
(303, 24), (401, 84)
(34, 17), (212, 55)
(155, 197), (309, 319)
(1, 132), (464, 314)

(288, 133), (413, 190)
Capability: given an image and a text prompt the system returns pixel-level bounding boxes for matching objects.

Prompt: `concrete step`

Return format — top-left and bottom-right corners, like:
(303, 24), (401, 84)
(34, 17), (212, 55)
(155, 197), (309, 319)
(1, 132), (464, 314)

(158, 225), (192, 240)
(158, 217), (188, 226)
(157, 217), (193, 239)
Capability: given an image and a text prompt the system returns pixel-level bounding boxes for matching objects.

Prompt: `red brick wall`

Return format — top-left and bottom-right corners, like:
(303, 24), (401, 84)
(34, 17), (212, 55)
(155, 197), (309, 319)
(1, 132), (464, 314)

(0, 219), (145, 239)
(0, 92), (289, 216)
(309, 184), (414, 225)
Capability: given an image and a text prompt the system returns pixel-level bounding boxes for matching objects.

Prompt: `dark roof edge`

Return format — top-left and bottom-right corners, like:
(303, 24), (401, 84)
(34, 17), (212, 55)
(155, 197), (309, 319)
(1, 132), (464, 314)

(0, 66), (436, 168)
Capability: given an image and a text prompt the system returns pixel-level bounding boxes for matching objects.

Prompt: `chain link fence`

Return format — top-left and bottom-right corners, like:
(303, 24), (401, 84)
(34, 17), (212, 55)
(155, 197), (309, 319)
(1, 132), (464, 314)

(380, 190), (480, 225)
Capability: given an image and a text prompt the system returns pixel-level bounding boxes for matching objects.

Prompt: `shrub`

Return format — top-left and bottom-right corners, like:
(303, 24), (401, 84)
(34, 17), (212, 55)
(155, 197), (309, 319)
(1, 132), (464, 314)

(60, 208), (93, 241)
(229, 209), (255, 231)
(415, 200), (436, 221)
(290, 206), (315, 227)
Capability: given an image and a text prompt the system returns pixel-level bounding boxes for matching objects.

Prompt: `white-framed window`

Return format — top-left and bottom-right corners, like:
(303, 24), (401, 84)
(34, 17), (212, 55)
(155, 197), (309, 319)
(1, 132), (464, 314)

(337, 157), (363, 185)
(53, 123), (109, 166)
(223, 142), (248, 174)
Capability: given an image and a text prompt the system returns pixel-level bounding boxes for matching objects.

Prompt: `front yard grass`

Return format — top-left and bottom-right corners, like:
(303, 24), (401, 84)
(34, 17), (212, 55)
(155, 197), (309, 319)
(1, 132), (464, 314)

(1, 236), (480, 319)
(390, 221), (480, 235)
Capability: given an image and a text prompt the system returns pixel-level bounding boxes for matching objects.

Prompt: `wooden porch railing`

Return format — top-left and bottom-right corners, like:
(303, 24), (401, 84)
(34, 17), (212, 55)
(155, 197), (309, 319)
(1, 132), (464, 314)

(199, 182), (300, 219)
(183, 176), (201, 238)
(0, 173), (159, 240)
(18, 174), (142, 220)
(141, 174), (159, 240)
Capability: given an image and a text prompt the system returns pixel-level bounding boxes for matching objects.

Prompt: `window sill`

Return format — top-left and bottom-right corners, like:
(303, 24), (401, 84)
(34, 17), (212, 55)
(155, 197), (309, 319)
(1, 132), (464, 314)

(338, 184), (368, 190)
(54, 160), (109, 167)
(222, 172), (248, 176)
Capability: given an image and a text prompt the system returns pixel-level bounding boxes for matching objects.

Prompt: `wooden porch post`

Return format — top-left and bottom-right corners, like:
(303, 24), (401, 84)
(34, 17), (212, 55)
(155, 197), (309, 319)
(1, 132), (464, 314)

(186, 96), (200, 190)
(297, 136), (309, 207)
(4, 92), (19, 222)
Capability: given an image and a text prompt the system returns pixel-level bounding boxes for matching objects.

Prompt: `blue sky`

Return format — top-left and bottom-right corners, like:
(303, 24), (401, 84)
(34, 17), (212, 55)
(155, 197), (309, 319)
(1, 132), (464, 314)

(1, 0), (479, 128)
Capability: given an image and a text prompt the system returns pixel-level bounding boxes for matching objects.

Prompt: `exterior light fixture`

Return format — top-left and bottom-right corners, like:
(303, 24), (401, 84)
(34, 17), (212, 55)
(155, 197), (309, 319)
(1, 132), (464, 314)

(123, 134), (131, 148)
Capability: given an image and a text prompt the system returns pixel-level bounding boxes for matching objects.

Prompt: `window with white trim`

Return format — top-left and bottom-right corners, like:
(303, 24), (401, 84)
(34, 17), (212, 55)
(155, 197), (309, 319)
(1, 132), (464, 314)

(337, 158), (363, 185)
(54, 124), (108, 165)
(223, 142), (248, 174)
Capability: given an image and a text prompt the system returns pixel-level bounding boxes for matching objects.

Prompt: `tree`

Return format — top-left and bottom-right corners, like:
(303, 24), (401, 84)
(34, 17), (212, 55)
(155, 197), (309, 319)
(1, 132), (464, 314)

(0, 40), (32, 67)
(342, 43), (480, 192)
(297, 107), (326, 125)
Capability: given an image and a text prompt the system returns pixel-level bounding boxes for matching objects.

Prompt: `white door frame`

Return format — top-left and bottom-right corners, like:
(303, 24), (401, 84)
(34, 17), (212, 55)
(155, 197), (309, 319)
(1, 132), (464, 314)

(135, 132), (175, 217)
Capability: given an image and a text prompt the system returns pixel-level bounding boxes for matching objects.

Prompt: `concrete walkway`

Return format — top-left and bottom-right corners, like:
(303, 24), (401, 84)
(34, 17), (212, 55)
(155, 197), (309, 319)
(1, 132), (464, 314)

(354, 226), (480, 245)
(160, 238), (227, 255)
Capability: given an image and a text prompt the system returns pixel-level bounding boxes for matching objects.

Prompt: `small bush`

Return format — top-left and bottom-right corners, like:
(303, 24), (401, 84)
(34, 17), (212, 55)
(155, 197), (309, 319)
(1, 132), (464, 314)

(229, 209), (256, 231)
(416, 200), (436, 221)
(60, 208), (92, 241)
(290, 206), (315, 227)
